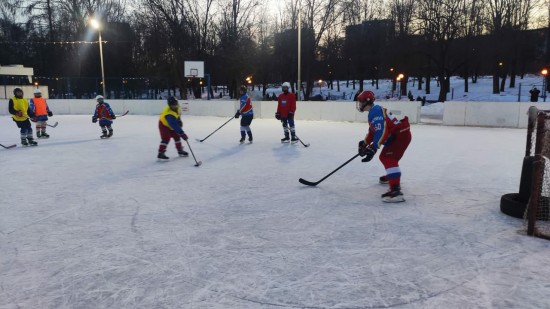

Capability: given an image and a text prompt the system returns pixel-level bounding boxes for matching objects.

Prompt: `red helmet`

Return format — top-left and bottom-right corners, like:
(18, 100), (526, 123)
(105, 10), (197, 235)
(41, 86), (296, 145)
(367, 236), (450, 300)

(357, 90), (375, 103)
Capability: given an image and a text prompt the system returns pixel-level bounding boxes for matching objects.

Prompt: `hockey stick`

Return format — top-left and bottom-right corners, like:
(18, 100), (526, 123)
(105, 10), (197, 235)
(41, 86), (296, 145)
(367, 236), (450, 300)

(185, 140), (202, 167)
(195, 116), (234, 142)
(99, 110), (129, 120)
(0, 143), (16, 149)
(47, 121), (58, 128)
(295, 136), (310, 147)
(299, 153), (360, 186)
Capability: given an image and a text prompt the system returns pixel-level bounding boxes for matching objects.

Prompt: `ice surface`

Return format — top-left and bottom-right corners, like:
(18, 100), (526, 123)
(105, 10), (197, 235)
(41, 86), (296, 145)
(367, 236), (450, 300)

(1, 115), (550, 308)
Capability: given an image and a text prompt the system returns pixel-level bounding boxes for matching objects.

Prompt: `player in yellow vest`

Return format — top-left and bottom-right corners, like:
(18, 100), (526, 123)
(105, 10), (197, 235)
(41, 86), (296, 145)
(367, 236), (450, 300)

(8, 88), (37, 146)
(29, 88), (53, 138)
(157, 96), (189, 160)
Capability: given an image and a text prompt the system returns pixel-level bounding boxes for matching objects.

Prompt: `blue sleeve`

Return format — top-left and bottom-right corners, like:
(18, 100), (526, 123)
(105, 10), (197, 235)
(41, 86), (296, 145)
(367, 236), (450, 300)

(368, 105), (386, 150)
(104, 103), (115, 116)
(93, 104), (99, 117)
(166, 114), (184, 134)
(239, 96), (246, 111)
(29, 99), (36, 113)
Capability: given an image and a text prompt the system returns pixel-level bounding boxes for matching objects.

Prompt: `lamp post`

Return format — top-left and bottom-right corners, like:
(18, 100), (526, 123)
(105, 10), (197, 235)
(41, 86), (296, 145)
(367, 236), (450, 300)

(542, 68), (548, 102)
(90, 18), (106, 98)
(396, 73), (404, 100)
(318, 79), (323, 96)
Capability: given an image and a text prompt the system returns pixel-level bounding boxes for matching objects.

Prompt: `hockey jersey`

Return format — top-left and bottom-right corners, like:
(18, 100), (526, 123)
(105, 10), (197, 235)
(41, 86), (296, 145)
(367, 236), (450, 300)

(277, 92), (296, 117)
(365, 105), (410, 150)
(238, 94), (253, 116)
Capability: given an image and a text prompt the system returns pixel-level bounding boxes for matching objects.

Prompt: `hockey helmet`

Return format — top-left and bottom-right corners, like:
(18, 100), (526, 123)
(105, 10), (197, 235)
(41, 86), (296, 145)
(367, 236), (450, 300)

(167, 96), (178, 105)
(240, 85), (247, 93)
(356, 90), (375, 112)
(95, 95), (104, 100)
(282, 82), (291, 89)
(33, 88), (42, 95)
(13, 87), (23, 95)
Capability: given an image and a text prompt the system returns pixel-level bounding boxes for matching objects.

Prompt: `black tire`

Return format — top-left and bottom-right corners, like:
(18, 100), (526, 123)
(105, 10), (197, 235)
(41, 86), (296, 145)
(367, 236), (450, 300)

(500, 193), (527, 219)
(518, 156), (535, 203)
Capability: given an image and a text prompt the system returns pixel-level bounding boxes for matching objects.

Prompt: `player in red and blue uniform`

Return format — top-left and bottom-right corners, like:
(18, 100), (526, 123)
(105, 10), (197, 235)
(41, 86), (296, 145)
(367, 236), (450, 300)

(234, 85), (253, 143)
(276, 82), (298, 143)
(356, 90), (412, 203)
(92, 95), (116, 138)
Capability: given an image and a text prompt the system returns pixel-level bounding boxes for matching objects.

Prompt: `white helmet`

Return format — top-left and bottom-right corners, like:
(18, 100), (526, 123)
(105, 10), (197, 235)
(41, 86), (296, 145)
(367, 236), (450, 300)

(95, 95), (104, 100)
(33, 88), (41, 94)
(282, 82), (291, 89)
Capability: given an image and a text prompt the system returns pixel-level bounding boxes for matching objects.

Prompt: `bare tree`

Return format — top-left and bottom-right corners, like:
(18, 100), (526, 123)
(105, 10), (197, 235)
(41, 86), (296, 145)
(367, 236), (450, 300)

(416, 0), (468, 102)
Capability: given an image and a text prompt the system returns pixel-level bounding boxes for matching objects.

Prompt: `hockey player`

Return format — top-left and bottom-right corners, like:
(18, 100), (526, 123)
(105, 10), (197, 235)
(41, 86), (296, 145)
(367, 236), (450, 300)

(29, 88), (53, 138)
(92, 95), (116, 138)
(356, 90), (412, 203)
(9, 88), (37, 146)
(234, 85), (253, 143)
(157, 96), (189, 160)
(276, 82), (298, 143)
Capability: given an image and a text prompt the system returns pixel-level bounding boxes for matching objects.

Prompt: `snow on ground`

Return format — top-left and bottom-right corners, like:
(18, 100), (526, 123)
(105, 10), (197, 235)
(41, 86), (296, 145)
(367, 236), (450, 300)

(1, 114), (550, 308)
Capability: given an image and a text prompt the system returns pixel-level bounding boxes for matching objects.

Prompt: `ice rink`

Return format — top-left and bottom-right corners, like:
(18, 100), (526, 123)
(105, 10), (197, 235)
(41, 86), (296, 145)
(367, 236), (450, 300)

(1, 114), (550, 308)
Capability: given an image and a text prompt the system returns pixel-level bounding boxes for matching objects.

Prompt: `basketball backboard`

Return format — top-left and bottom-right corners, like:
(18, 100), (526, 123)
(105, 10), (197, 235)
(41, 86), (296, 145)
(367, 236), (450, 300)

(184, 61), (204, 78)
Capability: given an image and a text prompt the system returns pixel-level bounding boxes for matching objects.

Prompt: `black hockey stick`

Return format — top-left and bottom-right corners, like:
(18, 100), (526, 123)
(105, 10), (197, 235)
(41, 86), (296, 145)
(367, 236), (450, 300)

(299, 153), (360, 186)
(295, 136), (310, 147)
(99, 110), (129, 120)
(185, 140), (202, 167)
(0, 143), (16, 149)
(47, 121), (58, 128)
(195, 116), (234, 142)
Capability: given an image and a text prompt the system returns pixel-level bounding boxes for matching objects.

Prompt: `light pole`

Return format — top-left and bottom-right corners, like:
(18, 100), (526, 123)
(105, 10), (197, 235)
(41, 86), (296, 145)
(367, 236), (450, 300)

(90, 18), (106, 98)
(542, 68), (548, 102)
(397, 73), (404, 100)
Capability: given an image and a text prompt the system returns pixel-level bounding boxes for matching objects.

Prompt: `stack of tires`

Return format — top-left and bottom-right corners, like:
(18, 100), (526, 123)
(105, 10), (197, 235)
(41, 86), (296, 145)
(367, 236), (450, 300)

(500, 156), (534, 218)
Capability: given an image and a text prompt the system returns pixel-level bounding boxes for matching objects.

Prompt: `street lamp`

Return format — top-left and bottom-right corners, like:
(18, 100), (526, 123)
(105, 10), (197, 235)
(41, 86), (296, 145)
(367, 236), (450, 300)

(542, 68), (548, 102)
(396, 73), (404, 99)
(318, 79), (323, 96)
(90, 18), (106, 98)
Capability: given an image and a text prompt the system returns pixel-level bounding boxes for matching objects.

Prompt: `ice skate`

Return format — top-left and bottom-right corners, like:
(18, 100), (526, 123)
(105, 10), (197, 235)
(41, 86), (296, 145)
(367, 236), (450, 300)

(178, 150), (189, 157)
(41, 132), (50, 139)
(37, 131), (42, 139)
(157, 151), (169, 160)
(291, 136), (298, 144)
(382, 184), (405, 203)
(239, 137), (245, 144)
(100, 132), (109, 139)
(281, 136), (290, 143)
(379, 176), (389, 184)
(108, 130), (113, 137)
(21, 138), (28, 146)
(27, 138), (38, 146)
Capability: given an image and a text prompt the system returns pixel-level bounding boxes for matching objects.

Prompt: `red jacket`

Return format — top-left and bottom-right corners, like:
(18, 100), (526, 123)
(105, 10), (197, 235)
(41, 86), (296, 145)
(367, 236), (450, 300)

(277, 92), (296, 117)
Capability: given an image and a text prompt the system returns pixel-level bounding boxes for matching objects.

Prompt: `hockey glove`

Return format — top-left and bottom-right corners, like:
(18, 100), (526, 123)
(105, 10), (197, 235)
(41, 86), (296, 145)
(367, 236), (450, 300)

(111, 114), (116, 119)
(358, 140), (367, 156)
(361, 145), (377, 163)
(180, 133), (188, 140)
(235, 112), (240, 118)
(31, 117), (37, 122)
(178, 119), (183, 127)
(47, 111), (53, 117)
(275, 113), (281, 120)
(92, 116), (97, 123)
(15, 110), (23, 117)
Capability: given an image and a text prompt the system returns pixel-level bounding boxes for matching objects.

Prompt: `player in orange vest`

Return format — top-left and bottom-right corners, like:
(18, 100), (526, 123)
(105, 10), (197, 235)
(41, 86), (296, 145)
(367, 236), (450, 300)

(29, 88), (53, 138)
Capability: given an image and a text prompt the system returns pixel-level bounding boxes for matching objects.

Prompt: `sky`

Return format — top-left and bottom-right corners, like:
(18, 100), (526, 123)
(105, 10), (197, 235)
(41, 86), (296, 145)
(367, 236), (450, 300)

(1, 101), (550, 307)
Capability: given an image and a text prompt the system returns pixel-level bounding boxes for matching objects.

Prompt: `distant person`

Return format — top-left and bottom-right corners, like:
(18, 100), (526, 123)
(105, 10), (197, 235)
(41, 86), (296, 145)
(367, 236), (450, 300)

(408, 90), (414, 101)
(9, 88), (37, 146)
(29, 88), (53, 139)
(157, 96), (189, 160)
(356, 90), (412, 203)
(276, 82), (298, 143)
(92, 95), (116, 139)
(234, 85), (253, 143)
(271, 93), (277, 101)
(530, 87), (541, 102)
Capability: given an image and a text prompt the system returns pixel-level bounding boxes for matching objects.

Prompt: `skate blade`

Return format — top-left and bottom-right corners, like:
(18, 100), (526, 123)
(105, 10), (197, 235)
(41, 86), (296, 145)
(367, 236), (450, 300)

(382, 196), (405, 203)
